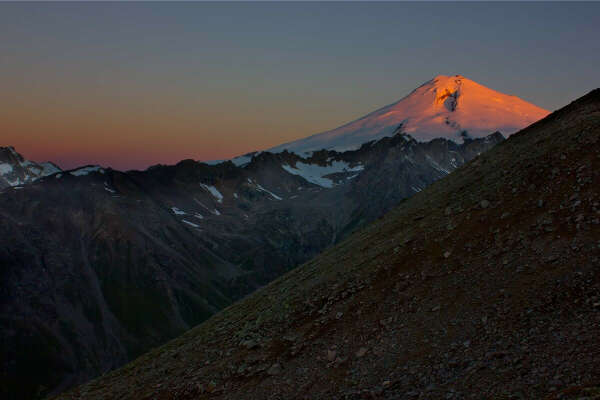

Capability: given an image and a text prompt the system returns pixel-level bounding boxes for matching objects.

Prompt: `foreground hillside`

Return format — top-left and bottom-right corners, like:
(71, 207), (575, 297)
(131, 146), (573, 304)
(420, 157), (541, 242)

(58, 90), (600, 399)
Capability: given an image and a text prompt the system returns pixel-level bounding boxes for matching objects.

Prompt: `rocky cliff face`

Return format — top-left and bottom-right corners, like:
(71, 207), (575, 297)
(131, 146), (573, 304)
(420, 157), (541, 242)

(0, 146), (61, 189)
(0, 132), (503, 399)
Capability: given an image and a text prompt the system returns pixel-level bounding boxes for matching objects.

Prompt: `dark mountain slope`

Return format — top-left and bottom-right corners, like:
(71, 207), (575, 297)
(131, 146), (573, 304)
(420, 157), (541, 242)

(57, 89), (599, 399)
(0, 134), (501, 399)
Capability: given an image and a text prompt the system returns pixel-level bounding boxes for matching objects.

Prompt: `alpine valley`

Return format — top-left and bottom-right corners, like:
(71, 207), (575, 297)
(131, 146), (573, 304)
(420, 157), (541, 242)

(0, 76), (551, 398)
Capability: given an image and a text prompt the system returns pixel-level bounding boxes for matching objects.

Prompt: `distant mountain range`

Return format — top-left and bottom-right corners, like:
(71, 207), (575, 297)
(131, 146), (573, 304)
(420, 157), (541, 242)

(0, 75), (551, 399)
(56, 88), (600, 400)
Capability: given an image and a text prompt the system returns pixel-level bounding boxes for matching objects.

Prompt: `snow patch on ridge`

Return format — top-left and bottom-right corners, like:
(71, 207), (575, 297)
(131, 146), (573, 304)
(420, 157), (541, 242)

(246, 178), (282, 200)
(203, 160), (223, 166)
(200, 183), (223, 203)
(70, 166), (104, 176)
(104, 182), (116, 194)
(255, 183), (283, 200)
(282, 161), (364, 188)
(0, 163), (14, 176)
(40, 162), (61, 176)
(231, 155), (252, 167)
(182, 219), (201, 228)
(202, 153), (253, 167)
(171, 207), (186, 215)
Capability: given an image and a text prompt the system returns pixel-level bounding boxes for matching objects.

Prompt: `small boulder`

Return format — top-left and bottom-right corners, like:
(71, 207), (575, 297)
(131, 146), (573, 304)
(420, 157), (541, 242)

(327, 350), (337, 361)
(267, 363), (282, 375)
(356, 347), (368, 358)
(241, 339), (260, 350)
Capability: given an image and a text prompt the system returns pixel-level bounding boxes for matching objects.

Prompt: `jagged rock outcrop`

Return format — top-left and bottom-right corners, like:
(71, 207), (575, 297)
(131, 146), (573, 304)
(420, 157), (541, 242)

(0, 146), (61, 189)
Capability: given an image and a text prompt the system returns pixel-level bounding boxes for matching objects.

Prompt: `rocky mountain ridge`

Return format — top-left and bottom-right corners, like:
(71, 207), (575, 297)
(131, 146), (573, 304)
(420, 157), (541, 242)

(0, 131), (503, 399)
(0, 146), (61, 189)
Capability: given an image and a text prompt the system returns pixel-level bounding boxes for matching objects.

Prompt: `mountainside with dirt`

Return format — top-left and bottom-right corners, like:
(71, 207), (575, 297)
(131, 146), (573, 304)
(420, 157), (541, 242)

(57, 89), (599, 400)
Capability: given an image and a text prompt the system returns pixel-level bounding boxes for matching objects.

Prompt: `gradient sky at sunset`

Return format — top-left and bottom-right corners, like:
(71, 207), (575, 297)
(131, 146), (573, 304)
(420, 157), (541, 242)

(1, 2), (599, 170)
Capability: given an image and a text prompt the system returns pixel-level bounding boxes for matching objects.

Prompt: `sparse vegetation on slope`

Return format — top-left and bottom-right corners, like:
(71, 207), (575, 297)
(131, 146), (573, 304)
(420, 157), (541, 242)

(59, 89), (600, 399)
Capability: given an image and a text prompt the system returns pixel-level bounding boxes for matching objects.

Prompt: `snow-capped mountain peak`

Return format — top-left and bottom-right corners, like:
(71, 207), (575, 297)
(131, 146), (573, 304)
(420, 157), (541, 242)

(0, 146), (62, 188)
(269, 74), (549, 155)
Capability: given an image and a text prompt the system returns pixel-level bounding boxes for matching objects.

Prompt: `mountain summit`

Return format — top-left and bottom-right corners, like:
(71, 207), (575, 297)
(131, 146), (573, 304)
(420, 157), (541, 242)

(269, 75), (549, 154)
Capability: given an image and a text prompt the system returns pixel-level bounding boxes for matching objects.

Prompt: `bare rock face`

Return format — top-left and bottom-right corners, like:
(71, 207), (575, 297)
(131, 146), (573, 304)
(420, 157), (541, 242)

(0, 146), (61, 189)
